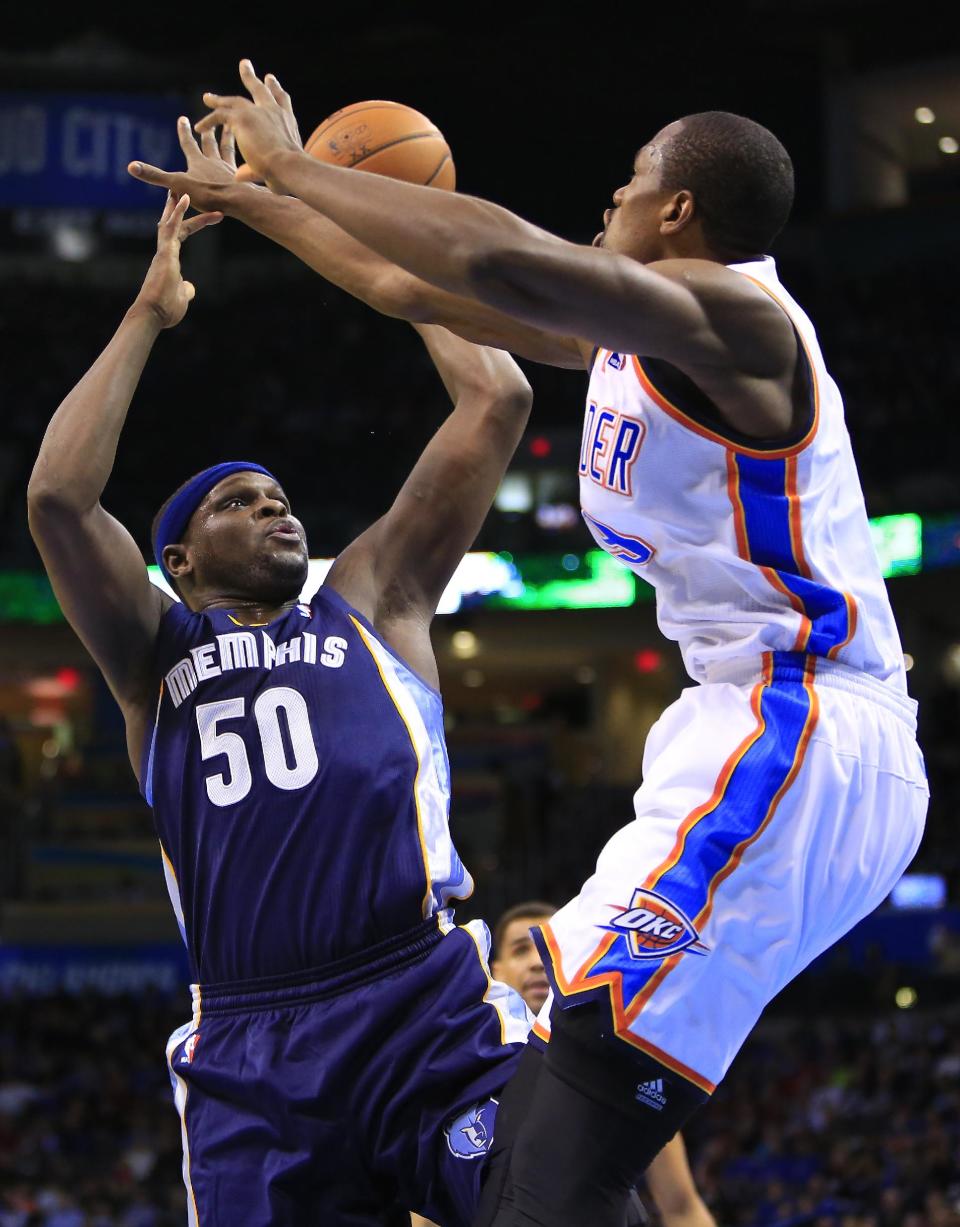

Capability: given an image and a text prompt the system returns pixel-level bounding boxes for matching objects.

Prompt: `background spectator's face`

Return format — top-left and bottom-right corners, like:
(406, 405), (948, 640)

(492, 916), (552, 1013)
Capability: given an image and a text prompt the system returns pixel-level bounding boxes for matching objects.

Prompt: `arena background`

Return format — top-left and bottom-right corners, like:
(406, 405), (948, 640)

(1, 3), (959, 1223)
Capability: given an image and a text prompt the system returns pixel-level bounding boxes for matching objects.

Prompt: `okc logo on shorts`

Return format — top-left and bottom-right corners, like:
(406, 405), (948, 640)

(604, 888), (708, 961)
(445, 1100), (496, 1160)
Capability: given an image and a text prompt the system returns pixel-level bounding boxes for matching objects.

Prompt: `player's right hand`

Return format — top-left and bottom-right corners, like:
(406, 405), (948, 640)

(132, 193), (218, 330)
(128, 118), (252, 214)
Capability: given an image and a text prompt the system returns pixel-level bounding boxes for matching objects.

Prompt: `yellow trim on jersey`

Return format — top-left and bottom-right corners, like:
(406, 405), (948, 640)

(461, 924), (507, 1046)
(348, 615), (434, 918)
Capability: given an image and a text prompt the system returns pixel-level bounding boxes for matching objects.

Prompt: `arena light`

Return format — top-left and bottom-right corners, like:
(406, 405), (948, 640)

(868, 513), (922, 577)
(895, 986), (918, 1010)
(938, 136), (959, 155)
(914, 106), (936, 124)
(488, 551), (637, 610)
(451, 630), (480, 659)
(495, 474), (534, 514)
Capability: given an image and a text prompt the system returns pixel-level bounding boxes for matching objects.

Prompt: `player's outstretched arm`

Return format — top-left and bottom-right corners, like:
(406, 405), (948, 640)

(129, 93), (586, 370)
(181, 61), (778, 373)
(326, 326), (532, 688)
(28, 194), (220, 727)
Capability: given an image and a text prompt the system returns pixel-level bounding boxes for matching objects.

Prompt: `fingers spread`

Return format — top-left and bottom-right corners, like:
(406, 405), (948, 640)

(238, 58), (272, 105)
(195, 108), (227, 135)
(219, 127), (237, 170)
(177, 115), (202, 161)
(265, 73), (292, 111)
(130, 161), (174, 188)
(158, 191), (176, 225)
(200, 126), (219, 160)
(182, 212), (224, 238)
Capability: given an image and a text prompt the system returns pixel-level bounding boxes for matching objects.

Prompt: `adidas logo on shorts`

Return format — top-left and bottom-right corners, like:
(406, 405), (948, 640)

(635, 1078), (667, 1111)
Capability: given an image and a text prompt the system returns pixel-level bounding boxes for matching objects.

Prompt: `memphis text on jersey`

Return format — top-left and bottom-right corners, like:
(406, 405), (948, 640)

(164, 628), (349, 709)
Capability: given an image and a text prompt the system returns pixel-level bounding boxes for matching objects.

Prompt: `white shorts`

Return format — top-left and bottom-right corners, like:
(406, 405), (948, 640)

(532, 652), (928, 1094)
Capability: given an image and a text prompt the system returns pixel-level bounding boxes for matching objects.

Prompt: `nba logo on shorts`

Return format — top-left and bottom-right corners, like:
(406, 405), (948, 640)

(605, 888), (708, 961)
(179, 1033), (200, 1065)
(445, 1099), (497, 1160)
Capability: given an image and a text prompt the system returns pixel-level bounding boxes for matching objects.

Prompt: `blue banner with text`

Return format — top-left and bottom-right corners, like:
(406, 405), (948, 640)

(0, 92), (183, 208)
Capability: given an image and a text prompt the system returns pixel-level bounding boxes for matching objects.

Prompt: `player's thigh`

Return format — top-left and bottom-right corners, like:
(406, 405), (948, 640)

(535, 671), (925, 1090)
(168, 1011), (382, 1227)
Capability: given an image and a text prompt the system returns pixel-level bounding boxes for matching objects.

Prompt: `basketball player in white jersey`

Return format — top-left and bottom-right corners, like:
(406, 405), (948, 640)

(131, 63), (929, 1227)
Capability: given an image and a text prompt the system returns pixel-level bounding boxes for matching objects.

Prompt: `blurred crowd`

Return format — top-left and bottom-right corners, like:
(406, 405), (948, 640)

(1, 992), (958, 1225)
(0, 992), (187, 1227)
(688, 1010), (960, 1226)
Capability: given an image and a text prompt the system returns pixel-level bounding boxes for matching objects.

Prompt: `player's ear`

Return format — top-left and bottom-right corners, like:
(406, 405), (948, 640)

(163, 543), (192, 582)
(660, 189), (695, 234)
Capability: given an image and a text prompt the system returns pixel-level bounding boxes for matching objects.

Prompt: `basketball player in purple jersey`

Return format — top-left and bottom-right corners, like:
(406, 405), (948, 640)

(133, 61), (929, 1226)
(28, 189), (539, 1225)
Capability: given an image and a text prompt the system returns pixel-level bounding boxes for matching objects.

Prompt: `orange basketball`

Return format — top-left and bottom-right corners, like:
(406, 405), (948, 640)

(305, 100), (455, 189)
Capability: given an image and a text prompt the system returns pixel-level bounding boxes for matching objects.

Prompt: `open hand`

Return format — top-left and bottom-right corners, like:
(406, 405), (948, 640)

(129, 117), (247, 212)
(194, 60), (303, 186)
(133, 193), (219, 329)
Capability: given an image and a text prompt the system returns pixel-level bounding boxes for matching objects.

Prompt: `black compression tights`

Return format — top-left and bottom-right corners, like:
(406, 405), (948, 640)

(473, 1008), (709, 1227)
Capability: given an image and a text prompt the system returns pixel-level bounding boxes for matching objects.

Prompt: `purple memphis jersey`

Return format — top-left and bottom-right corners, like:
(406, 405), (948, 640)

(141, 584), (472, 984)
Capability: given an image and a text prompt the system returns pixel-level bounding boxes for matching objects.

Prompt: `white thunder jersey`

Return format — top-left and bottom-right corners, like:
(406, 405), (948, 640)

(534, 259), (926, 1091)
(578, 255), (907, 690)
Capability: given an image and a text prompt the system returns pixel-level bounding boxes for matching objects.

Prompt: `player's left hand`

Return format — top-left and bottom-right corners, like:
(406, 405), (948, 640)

(195, 60), (304, 186)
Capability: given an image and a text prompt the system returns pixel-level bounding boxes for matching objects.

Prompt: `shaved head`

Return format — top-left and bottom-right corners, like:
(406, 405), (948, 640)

(654, 112), (794, 257)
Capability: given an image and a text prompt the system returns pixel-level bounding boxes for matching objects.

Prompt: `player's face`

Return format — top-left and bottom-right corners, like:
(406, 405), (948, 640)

(492, 917), (552, 1014)
(182, 471), (309, 602)
(594, 122), (683, 263)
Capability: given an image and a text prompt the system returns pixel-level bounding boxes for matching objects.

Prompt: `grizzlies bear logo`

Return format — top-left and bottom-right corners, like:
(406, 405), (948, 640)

(444, 1099), (497, 1160)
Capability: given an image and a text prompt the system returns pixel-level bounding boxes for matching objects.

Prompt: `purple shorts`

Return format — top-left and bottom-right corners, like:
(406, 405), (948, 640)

(166, 920), (527, 1226)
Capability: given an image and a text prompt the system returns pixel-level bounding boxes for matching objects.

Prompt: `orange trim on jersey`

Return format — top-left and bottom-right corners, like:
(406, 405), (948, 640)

(631, 275), (821, 459)
(531, 1019), (551, 1044)
(760, 565), (813, 652)
(827, 591), (859, 660)
(534, 664), (775, 1096)
(726, 450), (750, 558)
(642, 655), (772, 890)
(726, 451), (814, 652)
(349, 615), (434, 918)
(539, 923), (716, 1095)
(632, 655), (820, 1014)
(785, 456), (812, 579)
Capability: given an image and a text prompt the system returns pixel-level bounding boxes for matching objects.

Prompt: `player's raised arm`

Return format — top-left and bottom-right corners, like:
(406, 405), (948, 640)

(179, 61), (788, 375)
(27, 194), (220, 728)
(325, 326), (532, 687)
(129, 99), (586, 369)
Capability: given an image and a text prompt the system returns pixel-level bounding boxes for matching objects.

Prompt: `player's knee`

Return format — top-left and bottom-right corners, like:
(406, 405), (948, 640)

(547, 1004), (710, 1167)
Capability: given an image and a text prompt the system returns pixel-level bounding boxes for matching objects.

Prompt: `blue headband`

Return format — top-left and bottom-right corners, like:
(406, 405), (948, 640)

(153, 461), (279, 580)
